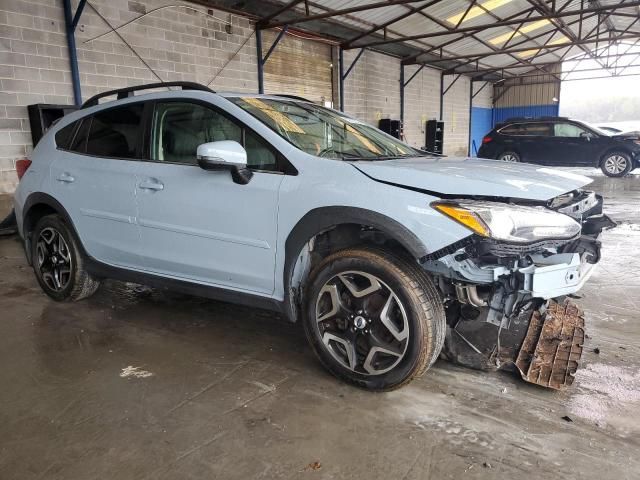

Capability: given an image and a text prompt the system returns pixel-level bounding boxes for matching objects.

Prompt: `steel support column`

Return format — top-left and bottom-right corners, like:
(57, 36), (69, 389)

(339, 47), (365, 111)
(468, 79), (473, 156)
(63, 0), (86, 106)
(256, 26), (289, 94)
(400, 64), (405, 127)
(399, 64), (424, 128)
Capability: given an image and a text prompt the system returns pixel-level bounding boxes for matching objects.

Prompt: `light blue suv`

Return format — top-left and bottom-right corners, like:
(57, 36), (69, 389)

(14, 82), (614, 390)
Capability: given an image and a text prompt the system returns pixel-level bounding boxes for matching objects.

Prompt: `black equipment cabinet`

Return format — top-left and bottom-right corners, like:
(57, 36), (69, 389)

(378, 118), (402, 139)
(27, 104), (78, 146)
(425, 120), (444, 154)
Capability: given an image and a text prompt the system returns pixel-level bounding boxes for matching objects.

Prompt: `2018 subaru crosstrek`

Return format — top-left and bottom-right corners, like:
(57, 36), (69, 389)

(13, 82), (614, 390)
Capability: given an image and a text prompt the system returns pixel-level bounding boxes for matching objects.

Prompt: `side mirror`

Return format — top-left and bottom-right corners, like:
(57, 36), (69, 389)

(580, 132), (593, 141)
(196, 141), (253, 185)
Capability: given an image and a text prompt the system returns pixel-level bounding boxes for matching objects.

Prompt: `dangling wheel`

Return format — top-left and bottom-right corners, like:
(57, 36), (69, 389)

(303, 247), (445, 391)
(31, 215), (100, 302)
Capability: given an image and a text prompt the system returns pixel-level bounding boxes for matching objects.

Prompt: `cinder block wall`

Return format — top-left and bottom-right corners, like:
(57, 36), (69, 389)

(0, 0), (257, 194)
(403, 64), (440, 149)
(343, 49), (401, 128)
(344, 55), (473, 156)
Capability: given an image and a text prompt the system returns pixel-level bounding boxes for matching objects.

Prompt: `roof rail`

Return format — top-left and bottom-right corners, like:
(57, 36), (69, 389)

(82, 81), (215, 108)
(272, 94), (314, 102)
(503, 115), (566, 123)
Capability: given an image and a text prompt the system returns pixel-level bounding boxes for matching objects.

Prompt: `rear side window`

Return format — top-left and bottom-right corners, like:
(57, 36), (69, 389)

(499, 124), (522, 135)
(55, 122), (77, 149)
(499, 122), (551, 136)
(69, 118), (90, 153)
(522, 123), (552, 136)
(86, 104), (143, 159)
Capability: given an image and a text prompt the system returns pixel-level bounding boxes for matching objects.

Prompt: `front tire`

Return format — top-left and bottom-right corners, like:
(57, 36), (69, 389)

(303, 247), (445, 391)
(31, 214), (100, 302)
(601, 151), (632, 177)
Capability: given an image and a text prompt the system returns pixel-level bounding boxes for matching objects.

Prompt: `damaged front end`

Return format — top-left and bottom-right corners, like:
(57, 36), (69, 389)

(423, 190), (615, 389)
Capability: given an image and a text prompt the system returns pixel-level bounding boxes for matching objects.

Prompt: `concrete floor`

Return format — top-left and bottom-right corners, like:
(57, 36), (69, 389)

(1, 169), (639, 480)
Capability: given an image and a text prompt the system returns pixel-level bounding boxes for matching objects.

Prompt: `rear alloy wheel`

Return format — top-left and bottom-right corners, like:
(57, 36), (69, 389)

(498, 151), (520, 162)
(304, 247), (445, 391)
(601, 152), (632, 177)
(32, 215), (100, 302)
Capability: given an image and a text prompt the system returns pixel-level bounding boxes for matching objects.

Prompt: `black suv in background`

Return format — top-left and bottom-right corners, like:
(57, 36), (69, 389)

(478, 116), (640, 177)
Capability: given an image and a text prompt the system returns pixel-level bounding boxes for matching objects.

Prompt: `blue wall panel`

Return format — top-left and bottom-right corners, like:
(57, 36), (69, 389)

(492, 104), (559, 125)
(470, 106), (493, 156)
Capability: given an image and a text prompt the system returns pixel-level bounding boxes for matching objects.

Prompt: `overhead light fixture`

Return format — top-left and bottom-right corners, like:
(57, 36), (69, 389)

(447, 0), (513, 25)
(490, 19), (552, 45)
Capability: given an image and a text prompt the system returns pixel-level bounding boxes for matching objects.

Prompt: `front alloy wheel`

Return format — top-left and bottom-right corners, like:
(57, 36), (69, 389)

(601, 152), (632, 177)
(315, 271), (409, 375)
(304, 247), (445, 390)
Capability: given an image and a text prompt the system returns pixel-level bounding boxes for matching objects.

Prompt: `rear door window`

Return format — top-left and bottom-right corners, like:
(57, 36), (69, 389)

(499, 122), (552, 136)
(85, 104), (143, 159)
(521, 123), (552, 136)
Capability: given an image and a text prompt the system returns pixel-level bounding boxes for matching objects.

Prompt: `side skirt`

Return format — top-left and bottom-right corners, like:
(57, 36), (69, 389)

(85, 258), (285, 315)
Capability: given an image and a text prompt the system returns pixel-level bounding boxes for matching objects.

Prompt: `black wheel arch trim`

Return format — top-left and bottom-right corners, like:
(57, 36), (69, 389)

(21, 192), (88, 265)
(282, 206), (429, 322)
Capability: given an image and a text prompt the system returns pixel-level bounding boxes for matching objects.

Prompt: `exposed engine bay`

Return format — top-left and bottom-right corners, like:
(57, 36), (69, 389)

(421, 190), (616, 389)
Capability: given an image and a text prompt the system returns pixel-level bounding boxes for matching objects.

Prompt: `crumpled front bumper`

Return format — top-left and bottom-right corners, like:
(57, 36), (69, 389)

(432, 193), (614, 389)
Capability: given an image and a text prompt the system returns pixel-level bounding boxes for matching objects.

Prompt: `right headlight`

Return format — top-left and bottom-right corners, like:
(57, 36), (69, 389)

(432, 200), (581, 244)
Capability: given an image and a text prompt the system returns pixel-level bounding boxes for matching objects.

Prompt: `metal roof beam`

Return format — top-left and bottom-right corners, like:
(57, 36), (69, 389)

(342, 0), (443, 48)
(257, 0), (305, 27)
(259, 0), (429, 29)
(352, 1), (640, 50)
(421, 33), (640, 62)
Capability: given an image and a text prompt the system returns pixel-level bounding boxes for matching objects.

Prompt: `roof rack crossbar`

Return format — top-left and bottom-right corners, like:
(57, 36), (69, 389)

(82, 81), (215, 108)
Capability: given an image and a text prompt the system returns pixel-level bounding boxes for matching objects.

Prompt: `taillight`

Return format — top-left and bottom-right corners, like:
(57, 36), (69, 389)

(482, 136), (493, 144)
(16, 158), (32, 180)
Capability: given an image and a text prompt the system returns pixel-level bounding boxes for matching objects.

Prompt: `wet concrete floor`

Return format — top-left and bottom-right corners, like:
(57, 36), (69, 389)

(0, 169), (639, 479)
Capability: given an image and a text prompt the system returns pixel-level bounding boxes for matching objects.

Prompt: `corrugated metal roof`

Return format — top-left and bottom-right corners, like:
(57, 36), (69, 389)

(222, 0), (640, 80)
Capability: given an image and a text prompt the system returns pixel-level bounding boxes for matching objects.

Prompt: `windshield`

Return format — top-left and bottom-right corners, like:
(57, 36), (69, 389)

(229, 97), (426, 160)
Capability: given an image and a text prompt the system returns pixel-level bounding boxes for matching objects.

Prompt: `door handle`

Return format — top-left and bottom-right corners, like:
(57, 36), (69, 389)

(57, 172), (75, 183)
(138, 179), (164, 191)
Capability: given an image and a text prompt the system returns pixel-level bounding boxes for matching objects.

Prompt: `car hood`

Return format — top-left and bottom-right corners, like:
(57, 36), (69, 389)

(612, 131), (640, 140)
(351, 157), (593, 201)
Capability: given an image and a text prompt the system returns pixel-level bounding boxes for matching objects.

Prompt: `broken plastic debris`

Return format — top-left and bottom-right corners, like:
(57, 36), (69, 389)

(120, 366), (153, 378)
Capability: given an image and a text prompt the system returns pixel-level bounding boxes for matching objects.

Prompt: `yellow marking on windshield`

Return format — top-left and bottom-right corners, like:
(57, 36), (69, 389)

(241, 97), (305, 133)
(346, 124), (382, 154)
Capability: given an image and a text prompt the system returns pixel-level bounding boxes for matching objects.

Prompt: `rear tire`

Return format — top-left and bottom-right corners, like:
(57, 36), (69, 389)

(303, 247), (445, 391)
(31, 214), (100, 302)
(497, 151), (520, 162)
(601, 151), (632, 177)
